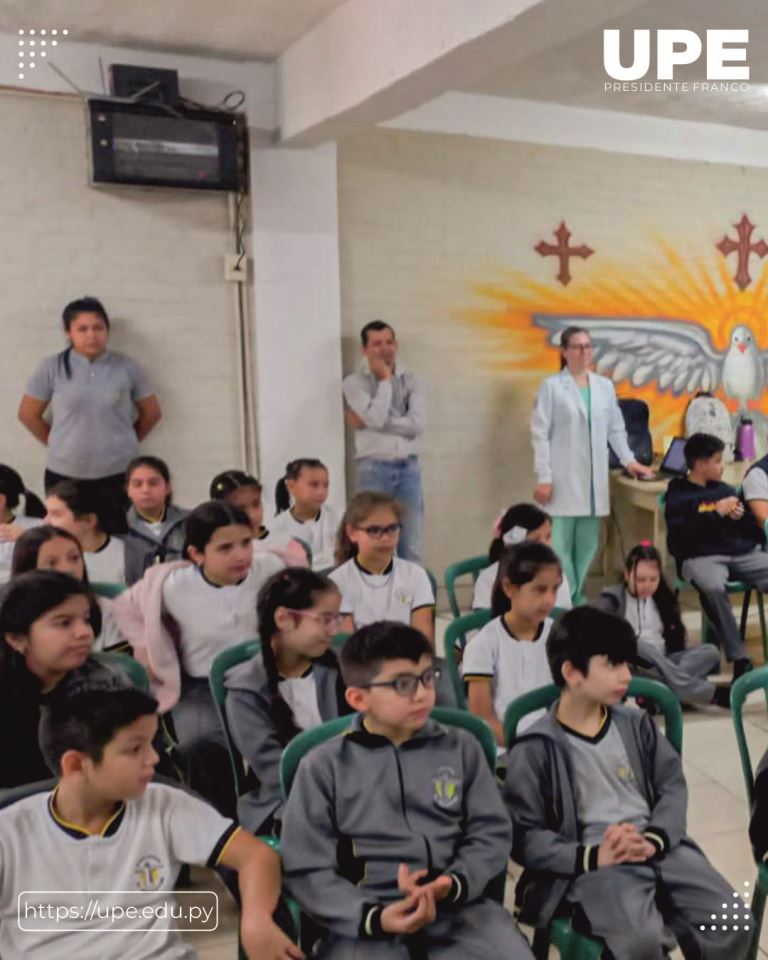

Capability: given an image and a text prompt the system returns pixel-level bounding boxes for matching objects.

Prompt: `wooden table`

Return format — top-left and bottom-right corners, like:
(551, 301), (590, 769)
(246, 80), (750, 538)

(606, 462), (749, 577)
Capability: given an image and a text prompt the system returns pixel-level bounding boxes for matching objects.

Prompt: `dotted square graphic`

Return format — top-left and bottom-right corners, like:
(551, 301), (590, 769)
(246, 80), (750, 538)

(16, 28), (68, 79)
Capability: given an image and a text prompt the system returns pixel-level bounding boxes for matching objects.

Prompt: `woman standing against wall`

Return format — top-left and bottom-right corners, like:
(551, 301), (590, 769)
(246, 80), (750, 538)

(18, 297), (162, 504)
(531, 326), (653, 603)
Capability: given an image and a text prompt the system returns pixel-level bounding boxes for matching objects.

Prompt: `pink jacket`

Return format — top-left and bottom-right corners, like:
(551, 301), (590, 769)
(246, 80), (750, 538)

(113, 560), (188, 713)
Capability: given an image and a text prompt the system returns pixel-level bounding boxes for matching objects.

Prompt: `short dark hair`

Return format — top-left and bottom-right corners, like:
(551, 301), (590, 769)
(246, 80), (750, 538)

(209, 469), (262, 500)
(339, 621), (432, 688)
(547, 607), (636, 688)
(684, 432), (725, 469)
(360, 320), (395, 346)
(40, 688), (158, 773)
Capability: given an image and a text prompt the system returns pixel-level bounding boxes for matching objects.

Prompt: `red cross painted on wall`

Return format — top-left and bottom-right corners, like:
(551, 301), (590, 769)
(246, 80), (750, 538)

(535, 222), (594, 286)
(716, 214), (768, 291)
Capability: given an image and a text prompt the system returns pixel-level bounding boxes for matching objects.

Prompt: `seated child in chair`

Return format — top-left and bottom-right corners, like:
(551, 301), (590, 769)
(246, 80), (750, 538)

(282, 621), (534, 960)
(504, 606), (750, 960)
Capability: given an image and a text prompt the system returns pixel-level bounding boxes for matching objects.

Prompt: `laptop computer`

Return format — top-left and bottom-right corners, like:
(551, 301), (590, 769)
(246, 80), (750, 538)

(659, 437), (688, 477)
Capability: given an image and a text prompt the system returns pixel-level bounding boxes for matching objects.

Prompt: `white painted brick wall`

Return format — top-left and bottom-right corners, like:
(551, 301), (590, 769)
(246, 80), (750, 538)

(0, 92), (242, 508)
(338, 127), (768, 574)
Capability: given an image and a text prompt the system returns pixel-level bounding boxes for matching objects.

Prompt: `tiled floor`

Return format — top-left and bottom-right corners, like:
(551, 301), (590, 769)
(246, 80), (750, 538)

(180, 602), (768, 958)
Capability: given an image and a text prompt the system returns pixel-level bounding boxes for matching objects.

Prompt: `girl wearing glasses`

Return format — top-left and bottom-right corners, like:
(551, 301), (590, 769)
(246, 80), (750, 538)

(531, 325), (653, 603)
(331, 492), (435, 644)
(225, 568), (351, 834)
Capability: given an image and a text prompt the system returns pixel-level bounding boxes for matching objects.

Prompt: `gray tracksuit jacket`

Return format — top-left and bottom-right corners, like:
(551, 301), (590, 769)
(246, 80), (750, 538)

(125, 504), (188, 585)
(281, 715), (512, 941)
(224, 652), (349, 833)
(504, 703), (690, 928)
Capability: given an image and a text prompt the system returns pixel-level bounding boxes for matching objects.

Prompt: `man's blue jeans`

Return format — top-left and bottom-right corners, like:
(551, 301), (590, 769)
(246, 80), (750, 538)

(355, 455), (423, 561)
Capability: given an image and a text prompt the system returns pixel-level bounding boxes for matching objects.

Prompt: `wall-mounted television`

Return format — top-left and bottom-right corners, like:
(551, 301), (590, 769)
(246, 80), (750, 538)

(88, 98), (248, 193)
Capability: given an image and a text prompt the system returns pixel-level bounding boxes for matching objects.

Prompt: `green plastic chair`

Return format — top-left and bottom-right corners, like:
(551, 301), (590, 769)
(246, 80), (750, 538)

(443, 609), (492, 708)
(658, 493), (767, 658)
(444, 555), (488, 619)
(730, 666), (768, 960)
(95, 651), (150, 692)
(210, 640), (261, 794)
(91, 581), (126, 599)
(280, 706), (506, 903)
(504, 677), (683, 960)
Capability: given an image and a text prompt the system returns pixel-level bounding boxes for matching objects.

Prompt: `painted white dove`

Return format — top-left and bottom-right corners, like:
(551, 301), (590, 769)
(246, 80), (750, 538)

(722, 325), (764, 412)
(533, 315), (767, 410)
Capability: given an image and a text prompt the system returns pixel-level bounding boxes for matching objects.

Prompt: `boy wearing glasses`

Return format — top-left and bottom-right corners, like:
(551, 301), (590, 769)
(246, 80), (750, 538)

(281, 622), (533, 960)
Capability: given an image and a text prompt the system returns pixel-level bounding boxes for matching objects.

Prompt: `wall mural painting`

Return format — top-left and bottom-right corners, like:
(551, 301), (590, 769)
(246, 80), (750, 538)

(465, 214), (768, 457)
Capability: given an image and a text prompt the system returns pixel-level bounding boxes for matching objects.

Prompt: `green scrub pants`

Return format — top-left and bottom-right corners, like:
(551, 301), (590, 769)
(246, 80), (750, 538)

(552, 516), (601, 605)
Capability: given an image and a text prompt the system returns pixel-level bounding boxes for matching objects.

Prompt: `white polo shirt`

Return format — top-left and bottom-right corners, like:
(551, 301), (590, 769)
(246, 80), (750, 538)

(162, 553), (283, 677)
(271, 505), (340, 570)
(0, 782), (237, 959)
(472, 562), (572, 611)
(84, 536), (126, 586)
(462, 616), (554, 732)
(329, 557), (434, 626)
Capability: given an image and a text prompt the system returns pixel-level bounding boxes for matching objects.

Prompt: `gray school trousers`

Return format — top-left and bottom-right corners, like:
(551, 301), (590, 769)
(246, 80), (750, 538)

(316, 898), (533, 960)
(568, 842), (751, 960)
(681, 548), (768, 661)
(635, 641), (720, 705)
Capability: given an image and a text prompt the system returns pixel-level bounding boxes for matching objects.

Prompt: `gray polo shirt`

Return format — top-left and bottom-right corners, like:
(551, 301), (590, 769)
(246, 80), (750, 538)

(26, 349), (153, 478)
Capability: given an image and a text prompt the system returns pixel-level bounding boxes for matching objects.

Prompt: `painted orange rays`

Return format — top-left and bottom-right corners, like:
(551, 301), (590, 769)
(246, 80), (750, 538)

(461, 243), (768, 442)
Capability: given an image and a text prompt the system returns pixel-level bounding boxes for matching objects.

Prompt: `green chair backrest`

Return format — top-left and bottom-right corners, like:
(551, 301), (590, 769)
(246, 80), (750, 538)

(209, 639), (261, 795)
(425, 567), (438, 603)
(91, 581), (126, 599)
(444, 555), (488, 619)
(504, 677), (683, 754)
(280, 706), (497, 799)
(95, 651), (150, 692)
(443, 609), (492, 709)
(730, 665), (768, 809)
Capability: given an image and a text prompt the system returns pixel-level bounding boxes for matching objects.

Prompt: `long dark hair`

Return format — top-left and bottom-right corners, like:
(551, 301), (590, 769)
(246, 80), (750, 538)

(623, 543), (685, 643)
(47, 479), (128, 536)
(256, 568), (342, 745)
(11, 527), (103, 635)
(491, 541), (562, 618)
(182, 501), (251, 557)
(488, 503), (551, 564)
(560, 325), (589, 370)
(274, 458), (327, 515)
(0, 465), (45, 518)
(0, 570), (95, 677)
(59, 296), (110, 379)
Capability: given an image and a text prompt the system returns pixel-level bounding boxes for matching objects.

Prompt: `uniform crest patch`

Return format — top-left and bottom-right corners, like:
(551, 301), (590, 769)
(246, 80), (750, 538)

(134, 854), (165, 891)
(433, 766), (461, 809)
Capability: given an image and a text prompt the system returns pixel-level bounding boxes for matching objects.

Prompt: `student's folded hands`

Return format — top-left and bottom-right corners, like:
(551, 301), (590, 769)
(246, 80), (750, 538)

(396, 862), (453, 902)
(598, 823), (656, 867)
(381, 888), (437, 935)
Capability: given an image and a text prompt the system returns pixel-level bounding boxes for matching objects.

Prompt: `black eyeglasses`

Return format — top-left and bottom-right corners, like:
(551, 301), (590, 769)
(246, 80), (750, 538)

(355, 523), (402, 539)
(361, 666), (440, 699)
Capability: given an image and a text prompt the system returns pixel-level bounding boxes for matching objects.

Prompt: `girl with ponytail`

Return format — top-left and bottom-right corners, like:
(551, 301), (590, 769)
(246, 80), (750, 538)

(224, 567), (349, 834)
(271, 458), (340, 570)
(0, 464), (45, 584)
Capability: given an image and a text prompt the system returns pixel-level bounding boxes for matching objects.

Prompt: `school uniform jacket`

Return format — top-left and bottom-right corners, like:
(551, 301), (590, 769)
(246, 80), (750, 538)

(224, 652), (350, 833)
(125, 504), (188, 585)
(597, 585), (685, 655)
(281, 715), (512, 941)
(503, 703), (690, 928)
(531, 369), (634, 517)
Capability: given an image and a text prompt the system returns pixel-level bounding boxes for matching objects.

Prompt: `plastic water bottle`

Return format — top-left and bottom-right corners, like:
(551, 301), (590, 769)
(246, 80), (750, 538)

(738, 417), (756, 462)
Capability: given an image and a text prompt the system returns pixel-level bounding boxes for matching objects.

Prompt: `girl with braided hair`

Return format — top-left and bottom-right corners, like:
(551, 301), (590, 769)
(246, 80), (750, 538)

(224, 567), (350, 834)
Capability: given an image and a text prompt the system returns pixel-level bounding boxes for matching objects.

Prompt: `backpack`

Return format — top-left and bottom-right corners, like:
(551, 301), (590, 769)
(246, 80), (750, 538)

(609, 399), (653, 469)
(684, 392), (735, 463)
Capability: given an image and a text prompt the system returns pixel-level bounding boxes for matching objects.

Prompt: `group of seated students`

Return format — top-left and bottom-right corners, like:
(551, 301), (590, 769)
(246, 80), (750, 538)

(0, 430), (767, 958)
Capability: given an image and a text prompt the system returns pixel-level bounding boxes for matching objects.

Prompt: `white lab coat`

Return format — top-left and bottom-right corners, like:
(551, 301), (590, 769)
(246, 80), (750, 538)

(531, 369), (634, 517)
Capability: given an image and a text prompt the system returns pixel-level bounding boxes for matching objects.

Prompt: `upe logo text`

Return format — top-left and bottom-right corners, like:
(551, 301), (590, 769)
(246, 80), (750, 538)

(603, 29), (749, 81)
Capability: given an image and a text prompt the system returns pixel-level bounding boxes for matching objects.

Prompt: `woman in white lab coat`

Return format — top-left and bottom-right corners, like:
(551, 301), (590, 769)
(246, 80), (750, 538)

(531, 326), (653, 602)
